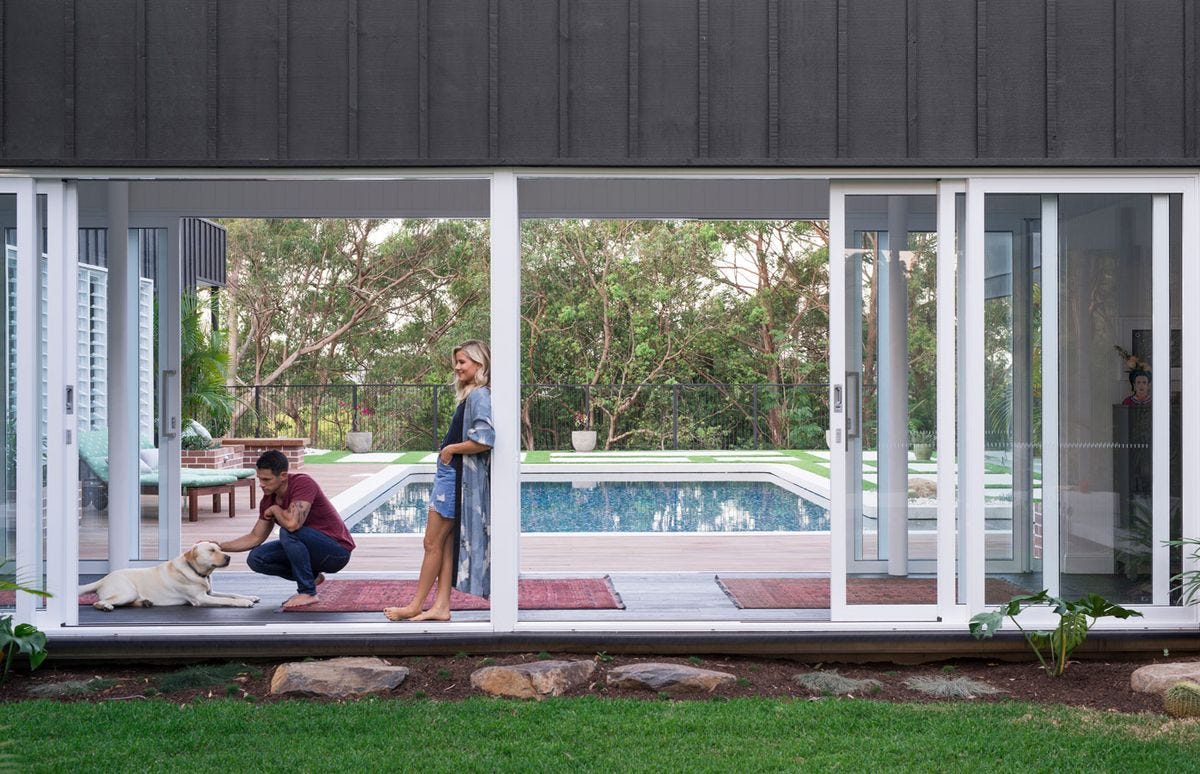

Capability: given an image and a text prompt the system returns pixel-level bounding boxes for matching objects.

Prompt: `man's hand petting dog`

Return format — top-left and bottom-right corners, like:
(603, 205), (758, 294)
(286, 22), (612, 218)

(78, 541), (260, 611)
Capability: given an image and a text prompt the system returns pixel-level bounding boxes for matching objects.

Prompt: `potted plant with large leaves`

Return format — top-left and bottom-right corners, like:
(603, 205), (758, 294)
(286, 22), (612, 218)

(0, 562), (49, 683)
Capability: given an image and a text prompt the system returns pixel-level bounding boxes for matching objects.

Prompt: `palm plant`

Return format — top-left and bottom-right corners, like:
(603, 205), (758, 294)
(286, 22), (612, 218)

(179, 292), (236, 436)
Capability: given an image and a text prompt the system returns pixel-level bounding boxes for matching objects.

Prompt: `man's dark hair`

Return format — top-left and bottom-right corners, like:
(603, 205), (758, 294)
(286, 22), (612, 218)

(256, 449), (289, 475)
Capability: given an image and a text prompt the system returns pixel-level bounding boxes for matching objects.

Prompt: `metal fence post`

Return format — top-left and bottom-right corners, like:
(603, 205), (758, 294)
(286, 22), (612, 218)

(752, 384), (760, 449)
(672, 384), (679, 450)
(351, 384), (359, 433)
(432, 384), (440, 449)
(254, 386), (262, 437)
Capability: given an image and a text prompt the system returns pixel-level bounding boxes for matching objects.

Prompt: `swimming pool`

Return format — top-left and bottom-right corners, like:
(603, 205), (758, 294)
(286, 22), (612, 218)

(346, 475), (830, 535)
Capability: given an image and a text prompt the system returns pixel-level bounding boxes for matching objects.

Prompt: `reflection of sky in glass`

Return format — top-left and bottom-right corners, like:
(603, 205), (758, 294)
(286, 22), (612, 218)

(350, 480), (829, 534)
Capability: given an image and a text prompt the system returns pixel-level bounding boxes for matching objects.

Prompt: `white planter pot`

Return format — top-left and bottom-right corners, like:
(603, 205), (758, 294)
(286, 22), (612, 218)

(571, 430), (597, 452)
(346, 431), (374, 453)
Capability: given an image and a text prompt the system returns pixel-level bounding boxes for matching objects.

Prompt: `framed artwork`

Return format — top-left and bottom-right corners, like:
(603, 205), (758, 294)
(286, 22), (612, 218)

(1121, 317), (1182, 383)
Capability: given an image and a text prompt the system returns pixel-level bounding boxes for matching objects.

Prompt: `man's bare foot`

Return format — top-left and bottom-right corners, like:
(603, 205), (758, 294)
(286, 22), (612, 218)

(409, 608), (451, 622)
(282, 593), (320, 609)
(383, 605), (420, 621)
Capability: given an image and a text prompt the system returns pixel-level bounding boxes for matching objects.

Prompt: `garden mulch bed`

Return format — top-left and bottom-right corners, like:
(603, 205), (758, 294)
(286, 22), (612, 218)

(0, 653), (1191, 715)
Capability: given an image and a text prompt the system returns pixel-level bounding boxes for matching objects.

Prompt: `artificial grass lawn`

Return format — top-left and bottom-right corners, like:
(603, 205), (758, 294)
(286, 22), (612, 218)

(5, 697), (1194, 772)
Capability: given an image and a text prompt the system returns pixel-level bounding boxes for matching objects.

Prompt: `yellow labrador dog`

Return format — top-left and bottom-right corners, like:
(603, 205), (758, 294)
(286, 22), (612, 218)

(79, 541), (260, 611)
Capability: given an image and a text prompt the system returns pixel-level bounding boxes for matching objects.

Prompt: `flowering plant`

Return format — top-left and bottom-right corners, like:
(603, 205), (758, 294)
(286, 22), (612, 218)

(1113, 344), (1150, 375)
(572, 411), (592, 431)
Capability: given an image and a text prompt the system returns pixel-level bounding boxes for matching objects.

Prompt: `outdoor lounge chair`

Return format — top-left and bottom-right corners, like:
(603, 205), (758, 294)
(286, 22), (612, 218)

(78, 430), (258, 522)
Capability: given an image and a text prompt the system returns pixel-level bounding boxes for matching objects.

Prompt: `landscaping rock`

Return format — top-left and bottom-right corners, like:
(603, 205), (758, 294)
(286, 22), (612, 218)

(1130, 662), (1200, 695)
(470, 660), (596, 699)
(606, 663), (736, 694)
(269, 656), (409, 698)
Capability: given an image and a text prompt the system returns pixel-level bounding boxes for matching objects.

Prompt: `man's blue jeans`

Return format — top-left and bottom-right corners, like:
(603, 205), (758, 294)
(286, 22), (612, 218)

(247, 526), (350, 595)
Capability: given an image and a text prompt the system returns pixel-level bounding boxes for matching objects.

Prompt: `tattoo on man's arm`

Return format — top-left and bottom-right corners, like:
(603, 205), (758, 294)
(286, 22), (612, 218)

(290, 501), (312, 522)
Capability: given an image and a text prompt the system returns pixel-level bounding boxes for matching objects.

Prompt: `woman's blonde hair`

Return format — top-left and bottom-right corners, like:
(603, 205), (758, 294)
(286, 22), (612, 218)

(452, 340), (491, 402)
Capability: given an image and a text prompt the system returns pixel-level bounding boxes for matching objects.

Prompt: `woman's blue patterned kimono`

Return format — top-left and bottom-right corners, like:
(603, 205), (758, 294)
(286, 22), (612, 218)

(454, 386), (493, 597)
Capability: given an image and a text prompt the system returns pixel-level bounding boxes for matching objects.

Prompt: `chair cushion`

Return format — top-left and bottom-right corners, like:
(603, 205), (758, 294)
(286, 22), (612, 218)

(139, 448), (159, 471)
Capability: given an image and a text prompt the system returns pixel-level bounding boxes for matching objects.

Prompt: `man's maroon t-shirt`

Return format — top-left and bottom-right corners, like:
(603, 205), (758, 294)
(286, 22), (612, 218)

(259, 473), (356, 552)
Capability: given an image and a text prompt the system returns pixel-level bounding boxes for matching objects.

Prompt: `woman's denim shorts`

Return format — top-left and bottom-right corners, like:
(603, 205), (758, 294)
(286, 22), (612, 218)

(429, 459), (458, 519)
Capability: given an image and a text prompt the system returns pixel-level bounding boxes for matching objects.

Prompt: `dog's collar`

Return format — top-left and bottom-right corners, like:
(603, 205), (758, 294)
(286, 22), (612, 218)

(185, 558), (212, 578)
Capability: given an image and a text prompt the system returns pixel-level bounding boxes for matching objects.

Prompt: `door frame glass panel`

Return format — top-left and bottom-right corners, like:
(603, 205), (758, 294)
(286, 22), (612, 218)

(830, 180), (960, 622)
(967, 176), (1197, 621)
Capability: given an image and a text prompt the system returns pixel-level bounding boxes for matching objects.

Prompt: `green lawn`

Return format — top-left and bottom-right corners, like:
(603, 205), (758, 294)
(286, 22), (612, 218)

(4, 697), (1194, 772)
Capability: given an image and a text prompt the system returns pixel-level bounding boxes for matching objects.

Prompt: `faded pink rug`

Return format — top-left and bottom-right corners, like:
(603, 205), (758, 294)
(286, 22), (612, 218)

(715, 576), (1032, 609)
(281, 576), (625, 613)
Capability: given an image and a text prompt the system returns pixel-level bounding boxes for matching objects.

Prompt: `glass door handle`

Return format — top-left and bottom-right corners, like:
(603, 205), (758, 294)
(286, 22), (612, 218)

(845, 372), (861, 439)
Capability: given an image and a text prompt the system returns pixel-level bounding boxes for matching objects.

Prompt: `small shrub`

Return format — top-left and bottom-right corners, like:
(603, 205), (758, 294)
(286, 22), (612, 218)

(536, 651), (552, 661)
(793, 670), (882, 696)
(736, 677), (751, 688)
(436, 668), (452, 680)
(969, 590), (1142, 677)
(595, 651), (613, 663)
(479, 657), (497, 667)
(28, 677), (116, 698)
(904, 675), (1003, 699)
(155, 662), (260, 693)
(687, 656), (703, 665)
(453, 651), (468, 660)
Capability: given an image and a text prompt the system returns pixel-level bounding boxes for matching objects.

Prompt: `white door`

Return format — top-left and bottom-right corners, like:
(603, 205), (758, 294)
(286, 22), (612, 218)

(829, 181), (961, 622)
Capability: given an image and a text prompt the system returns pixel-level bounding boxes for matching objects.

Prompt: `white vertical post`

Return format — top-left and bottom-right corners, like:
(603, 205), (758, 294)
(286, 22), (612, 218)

(1040, 195), (1060, 597)
(42, 181), (79, 626)
(963, 181), (986, 610)
(881, 198), (910, 575)
(1151, 194), (1169, 606)
(489, 170), (520, 632)
(828, 184), (848, 614)
(1184, 179), (1200, 625)
(159, 224), (182, 557)
(107, 182), (138, 568)
(935, 182), (960, 613)
(14, 177), (39, 623)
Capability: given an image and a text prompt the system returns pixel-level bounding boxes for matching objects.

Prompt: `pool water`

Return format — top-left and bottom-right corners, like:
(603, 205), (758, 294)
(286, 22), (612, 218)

(348, 478), (830, 534)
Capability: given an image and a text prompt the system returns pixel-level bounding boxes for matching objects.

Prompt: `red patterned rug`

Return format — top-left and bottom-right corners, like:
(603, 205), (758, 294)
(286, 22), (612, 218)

(715, 576), (1032, 609)
(282, 576), (625, 613)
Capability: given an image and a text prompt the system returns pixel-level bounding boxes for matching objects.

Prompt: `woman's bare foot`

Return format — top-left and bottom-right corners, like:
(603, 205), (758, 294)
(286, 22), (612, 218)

(409, 608), (451, 622)
(282, 592), (320, 609)
(383, 605), (421, 621)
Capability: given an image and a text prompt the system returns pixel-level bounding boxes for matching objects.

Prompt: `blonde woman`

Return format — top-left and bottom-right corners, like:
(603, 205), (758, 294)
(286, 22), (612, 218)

(385, 341), (493, 621)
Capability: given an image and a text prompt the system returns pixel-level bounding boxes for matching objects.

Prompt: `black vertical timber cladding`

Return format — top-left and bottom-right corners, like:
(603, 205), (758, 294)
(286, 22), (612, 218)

(205, 0), (218, 159)
(708, 0), (769, 159)
(1045, 0), (1057, 157)
(778, 0), (837, 159)
(4, 0), (1200, 165)
(1186, 0), (1196, 157)
(1123, 0), (1184, 158)
(358, 0), (419, 159)
(287, 0), (349, 159)
(75, 1), (137, 159)
(135, 0), (147, 157)
(567, 0), (629, 158)
(348, 0), (358, 158)
(1055, 0), (1113, 159)
(497, 0), (559, 159)
(217, 0), (278, 159)
(276, 0), (287, 158)
(557, 0), (569, 156)
(3, 1), (66, 159)
(63, 0), (75, 157)
(983, 0), (1045, 158)
(844, 0), (906, 159)
(426, 0), (489, 159)
(639, 0), (698, 158)
(914, 0), (975, 158)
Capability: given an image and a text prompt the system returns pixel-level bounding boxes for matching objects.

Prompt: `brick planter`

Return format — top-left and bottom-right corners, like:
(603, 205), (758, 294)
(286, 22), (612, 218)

(180, 444), (244, 470)
(221, 437), (307, 470)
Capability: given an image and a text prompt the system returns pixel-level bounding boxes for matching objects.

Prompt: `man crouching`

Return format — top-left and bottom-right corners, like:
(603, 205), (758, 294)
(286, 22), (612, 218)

(219, 450), (356, 609)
